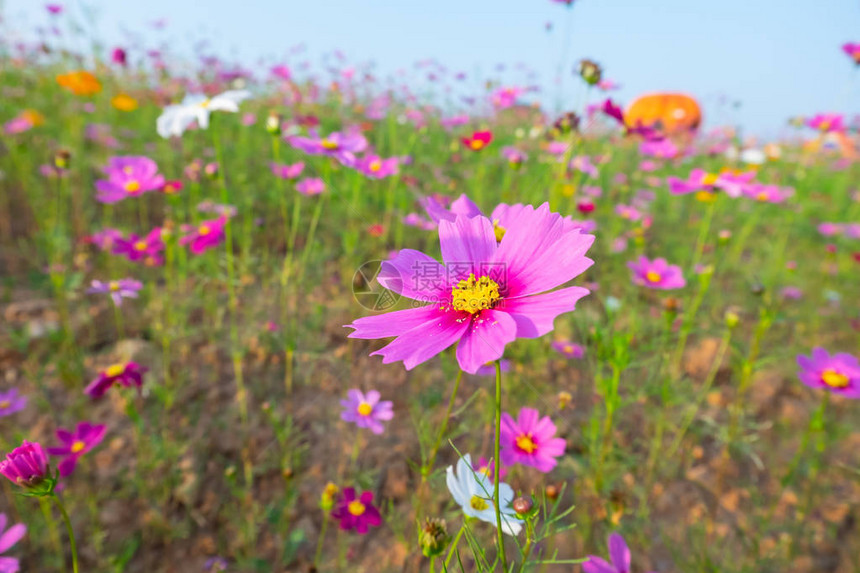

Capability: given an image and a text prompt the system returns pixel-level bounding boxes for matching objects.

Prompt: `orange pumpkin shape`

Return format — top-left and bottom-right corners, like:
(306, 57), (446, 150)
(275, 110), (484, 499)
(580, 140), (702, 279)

(625, 93), (702, 136)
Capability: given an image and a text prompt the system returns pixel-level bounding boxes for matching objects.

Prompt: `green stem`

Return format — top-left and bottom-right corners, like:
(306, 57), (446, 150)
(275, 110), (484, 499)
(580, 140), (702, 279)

(443, 525), (467, 570)
(313, 513), (330, 569)
(493, 360), (508, 571)
(423, 370), (464, 481)
(52, 494), (79, 573)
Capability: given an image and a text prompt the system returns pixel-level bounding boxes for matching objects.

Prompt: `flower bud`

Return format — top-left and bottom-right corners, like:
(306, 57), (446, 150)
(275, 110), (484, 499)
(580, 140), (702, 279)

(53, 149), (71, 170)
(320, 482), (339, 511)
(557, 390), (573, 410)
(419, 517), (450, 557)
(512, 496), (537, 519)
(266, 112), (282, 136)
(0, 441), (55, 495)
(724, 309), (740, 329)
(545, 484), (560, 501)
(578, 59), (603, 86)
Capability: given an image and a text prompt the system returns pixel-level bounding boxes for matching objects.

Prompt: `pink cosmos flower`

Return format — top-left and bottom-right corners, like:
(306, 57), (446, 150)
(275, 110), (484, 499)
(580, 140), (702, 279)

(47, 422), (107, 477)
(628, 256), (686, 290)
(462, 131), (492, 151)
(111, 47), (127, 66)
(546, 141), (569, 156)
(0, 390), (26, 418)
(639, 138), (678, 158)
(499, 407), (566, 472)
(346, 205), (594, 374)
(180, 217), (227, 255)
(354, 155), (399, 179)
(796, 348), (860, 399)
(288, 130), (368, 165)
(584, 533), (655, 573)
(113, 228), (165, 265)
(475, 359), (512, 377)
(270, 162), (305, 179)
(842, 42), (860, 65)
(3, 117), (34, 136)
(571, 156), (598, 178)
(780, 286), (803, 300)
(501, 146), (528, 167)
(340, 389), (394, 435)
(743, 184), (792, 204)
(597, 80), (621, 91)
(807, 113), (845, 133)
(85, 362), (147, 398)
(551, 340), (584, 359)
(87, 278), (143, 306)
(46, 4), (63, 14)
(491, 87), (523, 110)
(667, 169), (755, 198)
(0, 441), (50, 490)
(331, 488), (383, 534)
(440, 114), (470, 130)
(87, 228), (123, 251)
(402, 213), (437, 231)
(615, 204), (643, 221)
(0, 513), (26, 573)
(95, 156), (165, 204)
(817, 222), (843, 237)
(296, 177), (326, 196)
(271, 64), (291, 81)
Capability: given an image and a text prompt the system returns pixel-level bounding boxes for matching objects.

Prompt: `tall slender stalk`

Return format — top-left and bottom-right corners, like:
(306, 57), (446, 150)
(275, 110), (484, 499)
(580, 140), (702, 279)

(423, 370), (464, 482)
(52, 493), (79, 573)
(493, 360), (507, 571)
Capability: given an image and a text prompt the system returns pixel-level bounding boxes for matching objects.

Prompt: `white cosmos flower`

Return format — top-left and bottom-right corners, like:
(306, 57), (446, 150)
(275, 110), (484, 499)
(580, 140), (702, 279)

(156, 90), (252, 138)
(446, 454), (523, 536)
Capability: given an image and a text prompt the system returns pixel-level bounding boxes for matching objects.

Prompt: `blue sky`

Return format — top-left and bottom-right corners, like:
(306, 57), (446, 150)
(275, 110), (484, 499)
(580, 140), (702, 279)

(4, 0), (859, 137)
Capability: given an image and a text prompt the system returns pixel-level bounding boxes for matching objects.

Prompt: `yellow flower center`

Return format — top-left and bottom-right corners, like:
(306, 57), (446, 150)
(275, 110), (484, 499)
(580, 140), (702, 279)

(563, 344), (574, 354)
(451, 274), (501, 314)
(821, 368), (849, 389)
(516, 434), (538, 454)
(369, 160), (382, 172)
(477, 465), (490, 477)
(198, 225), (211, 236)
(357, 402), (373, 416)
(321, 138), (339, 150)
(133, 240), (148, 251)
(470, 139), (485, 151)
(124, 180), (141, 193)
(695, 191), (717, 203)
(492, 220), (506, 242)
(756, 192), (769, 201)
(0, 401), (9, 409)
(819, 120), (831, 131)
(109, 281), (120, 291)
(701, 173), (719, 186)
(71, 441), (86, 454)
(105, 363), (125, 378)
(200, 98), (211, 109)
(470, 495), (489, 511)
(347, 500), (366, 516)
(645, 271), (662, 283)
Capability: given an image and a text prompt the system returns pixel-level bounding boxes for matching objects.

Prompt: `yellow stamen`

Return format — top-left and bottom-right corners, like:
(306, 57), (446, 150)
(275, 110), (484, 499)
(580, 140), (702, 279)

(492, 220), (506, 242)
(200, 98), (211, 109)
(645, 271), (662, 283)
(701, 173), (719, 186)
(105, 363), (125, 378)
(357, 402), (373, 416)
(756, 192), (769, 201)
(124, 180), (141, 193)
(470, 495), (489, 511)
(198, 225), (211, 236)
(321, 138), (339, 150)
(470, 139), (484, 151)
(71, 441), (86, 454)
(516, 434), (537, 454)
(451, 274), (500, 314)
(563, 344), (574, 354)
(695, 191), (717, 203)
(821, 369), (849, 389)
(133, 240), (148, 251)
(369, 160), (382, 172)
(477, 465), (490, 477)
(347, 500), (366, 516)
(109, 281), (120, 291)
(0, 401), (9, 409)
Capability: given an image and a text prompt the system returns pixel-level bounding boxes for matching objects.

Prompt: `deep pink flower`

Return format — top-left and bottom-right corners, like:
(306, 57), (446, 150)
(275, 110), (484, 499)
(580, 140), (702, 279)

(491, 87), (523, 110)
(95, 156), (165, 204)
(112, 228), (165, 265)
(797, 348), (860, 399)
(584, 533), (655, 573)
(462, 131), (492, 151)
(628, 256), (686, 290)
(807, 113), (845, 133)
(402, 213), (436, 231)
(331, 488), (382, 534)
(271, 64), (291, 81)
(270, 162), (305, 179)
(180, 217), (227, 255)
(340, 389), (394, 434)
(46, 4), (63, 14)
(346, 205), (594, 374)
(499, 407), (565, 472)
(85, 362), (147, 398)
(0, 513), (26, 573)
(111, 47), (127, 66)
(667, 169), (755, 198)
(354, 155), (399, 179)
(47, 422), (107, 477)
(843, 43), (860, 65)
(0, 441), (50, 490)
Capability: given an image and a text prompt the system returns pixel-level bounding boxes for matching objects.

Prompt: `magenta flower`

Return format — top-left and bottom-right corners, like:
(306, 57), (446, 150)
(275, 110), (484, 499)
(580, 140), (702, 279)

(628, 256), (686, 290)
(843, 42), (860, 65)
(87, 278), (143, 306)
(667, 169), (755, 198)
(46, 4), (63, 14)
(440, 114), (470, 130)
(402, 213), (436, 231)
(0, 441), (51, 491)
(500, 407), (565, 472)
(112, 228), (165, 266)
(491, 86), (523, 110)
(340, 389), (394, 434)
(346, 205), (594, 374)
(551, 340), (584, 359)
(0, 513), (26, 573)
(296, 177), (326, 196)
(472, 456), (507, 482)
(501, 146), (528, 167)
(87, 228), (123, 251)
(354, 155), (399, 179)
(85, 362), (147, 398)
(111, 47), (127, 66)
(615, 204), (643, 222)
(270, 162), (305, 179)
(271, 64), (291, 81)
(584, 533), (655, 573)
(288, 130), (367, 164)
(95, 156), (165, 204)
(0, 390), (26, 418)
(743, 184), (792, 204)
(331, 487), (383, 534)
(3, 117), (34, 136)
(639, 138), (679, 158)
(180, 217), (227, 255)
(797, 348), (860, 399)
(47, 422), (107, 477)
(807, 113), (844, 133)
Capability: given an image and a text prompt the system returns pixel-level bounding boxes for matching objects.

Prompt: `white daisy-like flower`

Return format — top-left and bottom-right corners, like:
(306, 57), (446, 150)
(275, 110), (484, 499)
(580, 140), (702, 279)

(446, 453), (523, 536)
(156, 90), (251, 138)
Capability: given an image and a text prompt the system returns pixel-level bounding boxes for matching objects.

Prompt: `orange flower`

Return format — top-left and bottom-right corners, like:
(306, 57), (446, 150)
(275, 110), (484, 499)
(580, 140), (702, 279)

(56, 71), (102, 96)
(20, 109), (45, 127)
(111, 94), (138, 111)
